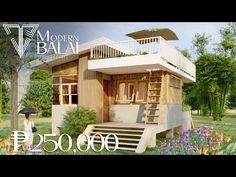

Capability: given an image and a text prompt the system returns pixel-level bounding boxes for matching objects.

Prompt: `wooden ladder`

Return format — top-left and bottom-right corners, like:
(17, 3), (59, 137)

(144, 70), (162, 125)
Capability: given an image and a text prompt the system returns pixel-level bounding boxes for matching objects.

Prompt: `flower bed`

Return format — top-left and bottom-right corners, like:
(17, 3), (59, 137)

(0, 136), (15, 155)
(157, 126), (235, 155)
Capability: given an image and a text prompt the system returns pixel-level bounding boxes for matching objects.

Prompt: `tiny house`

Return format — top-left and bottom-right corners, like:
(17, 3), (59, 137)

(31, 28), (196, 153)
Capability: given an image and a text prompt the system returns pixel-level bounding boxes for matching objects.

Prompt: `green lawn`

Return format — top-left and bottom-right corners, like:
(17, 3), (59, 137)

(1, 109), (236, 155)
(0, 114), (51, 140)
(192, 109), (236, 141)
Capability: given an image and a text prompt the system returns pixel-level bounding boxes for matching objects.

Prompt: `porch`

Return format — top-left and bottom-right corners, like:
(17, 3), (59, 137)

(82, 113), (192, 153)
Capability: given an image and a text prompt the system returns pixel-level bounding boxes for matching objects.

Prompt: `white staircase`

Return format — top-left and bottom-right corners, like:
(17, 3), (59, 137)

(89, 125), (144, 152)
(83, 124), (156, 153)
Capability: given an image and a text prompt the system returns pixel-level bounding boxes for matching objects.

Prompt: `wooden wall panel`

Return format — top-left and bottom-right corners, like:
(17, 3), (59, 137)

(160, 71), (168, 104)
(52, 60), (78, 76)
(166, 73), (182, 104)
(78, 54), (103, 123)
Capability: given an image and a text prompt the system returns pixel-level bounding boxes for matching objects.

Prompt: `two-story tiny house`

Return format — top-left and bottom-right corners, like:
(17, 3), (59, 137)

(31, 28), (196, 153)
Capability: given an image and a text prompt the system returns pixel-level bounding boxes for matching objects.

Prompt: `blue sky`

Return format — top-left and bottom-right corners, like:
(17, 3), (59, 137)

(38, 22), (228, 59)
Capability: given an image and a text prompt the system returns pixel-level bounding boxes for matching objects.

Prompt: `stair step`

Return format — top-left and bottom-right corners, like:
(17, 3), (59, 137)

(146, 115), (159, 117)
(147, 108), (159, 110)
(91, 136), (140, 142)
(113, 146), (136, 151)
(145, 122), (159, 124)
(147, 102), (160, 104)
(148, 95), (160, 97)
(90, 132), (142, 137)
(92, 128), (143, 133)
(149, 89), (161, 91)
(93, 126), (144, 131)
(93, 140), (138, 146)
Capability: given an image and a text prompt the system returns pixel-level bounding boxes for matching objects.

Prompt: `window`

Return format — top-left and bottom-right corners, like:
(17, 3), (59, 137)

(127, 83), (134, 100)
(116, 80), (147, 103)
(169, 75), (181, 88)
(117, 81), (135, 103)
(136, 81), (147, 102)
(118, 82), (126, 101)
(53, 75), (78, 105)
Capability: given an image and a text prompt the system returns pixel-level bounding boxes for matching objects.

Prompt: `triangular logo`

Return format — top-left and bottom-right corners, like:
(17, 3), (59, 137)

(3, 24), (39, 58)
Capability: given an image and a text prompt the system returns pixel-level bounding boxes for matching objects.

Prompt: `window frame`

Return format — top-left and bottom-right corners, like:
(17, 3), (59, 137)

(169, 75), (181, 89)
(52, 74), (78, 105)
(116, 79), (148, 104)
(116, 80), (135, 103)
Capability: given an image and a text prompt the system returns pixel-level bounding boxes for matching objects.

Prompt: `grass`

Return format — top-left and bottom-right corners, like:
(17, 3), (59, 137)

(1, 109), (236, 155)
(192, 110), (236, 141)
(0, 114), (51, 140)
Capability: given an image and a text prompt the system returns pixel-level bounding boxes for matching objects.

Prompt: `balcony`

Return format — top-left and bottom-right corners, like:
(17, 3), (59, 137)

(88, 36), (196, 82)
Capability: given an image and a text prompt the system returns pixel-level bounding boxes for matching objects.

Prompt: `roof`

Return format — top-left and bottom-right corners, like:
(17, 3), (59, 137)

(30, 37), (131, 69)
(126, 28), (179, 40)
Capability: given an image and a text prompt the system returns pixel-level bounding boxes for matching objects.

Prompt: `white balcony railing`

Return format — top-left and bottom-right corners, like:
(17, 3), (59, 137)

(90, 36), (160, 59)
(90, 36), (195, 79)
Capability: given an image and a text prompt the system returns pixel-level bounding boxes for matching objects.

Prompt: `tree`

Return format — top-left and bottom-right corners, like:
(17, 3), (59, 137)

(182, 82), (201, 114)
(0, 23), (38, 130)
(0, 81), (2, 124)
(218, 22), (236, 57)
(227, 83), (236, 109)
(180, 49), (201, 113)
(191, 33), (212, 116)
(196, 54), (236, 120)
(21, 70), (53, 117)
(180, 49), (192, 59)
(192, 33), (211, 57)
(1, 81), (10, 114)
(0, 25), (9, 124)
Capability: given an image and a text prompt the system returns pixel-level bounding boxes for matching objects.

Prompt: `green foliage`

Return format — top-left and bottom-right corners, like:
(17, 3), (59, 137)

(196, 54), (236, 120)
(184, 25), (236, 120)
(180, 49), (192, 59)
(183, 82), (201, 111)
(192, 33), (211, 56)
(60, 107), (96, 138)
(21, 70), (53, 117)
(227, 84), (236, 109)
(219, 22), (236, 56)
(30, 70), (52, 81)
(0, 23), (40, 130)
(223, 142), (236, 155)
(0, 81), (1, 123)
(1, 81), (10, 114)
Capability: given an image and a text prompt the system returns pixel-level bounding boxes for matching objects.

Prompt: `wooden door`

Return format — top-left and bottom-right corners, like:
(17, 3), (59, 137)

(103, 80), (109, 122)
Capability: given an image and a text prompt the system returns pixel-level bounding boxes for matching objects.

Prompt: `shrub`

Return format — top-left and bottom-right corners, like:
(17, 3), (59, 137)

(21, 70), (53, 117)
(60, 107), (96, 138)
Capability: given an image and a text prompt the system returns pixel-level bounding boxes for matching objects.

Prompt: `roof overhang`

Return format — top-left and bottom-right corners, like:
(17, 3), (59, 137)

(88, 54), (195, 83)
(126, 28), (179, 40)
(30, 37), (121, 69)
(30, 53), (80, 70)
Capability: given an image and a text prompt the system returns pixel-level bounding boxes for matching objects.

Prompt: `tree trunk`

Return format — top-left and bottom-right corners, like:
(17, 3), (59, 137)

(7, 34), (18, 131)
(10, 68), (18, 130)
(0, 80), (2, 124)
